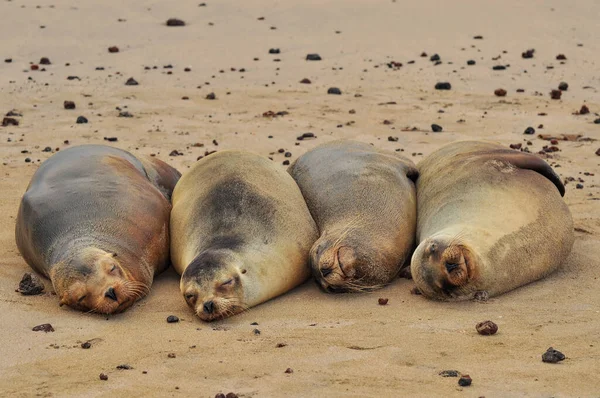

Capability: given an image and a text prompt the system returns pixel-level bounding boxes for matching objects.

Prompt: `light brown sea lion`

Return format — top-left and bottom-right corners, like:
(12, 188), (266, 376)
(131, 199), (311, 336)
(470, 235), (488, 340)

(287, 140), (418, 292)
(170, 151), (318, 321)
(15, 145), (180, 314)
(410, 141), (574, 300)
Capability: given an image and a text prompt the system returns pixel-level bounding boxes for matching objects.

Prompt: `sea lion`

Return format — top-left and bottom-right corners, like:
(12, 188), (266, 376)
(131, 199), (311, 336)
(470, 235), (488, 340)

(288, 140), (418, 292)
(170, 151), (318, 321)
(15, 145), (180, 314)
(410, 141), (574, 300)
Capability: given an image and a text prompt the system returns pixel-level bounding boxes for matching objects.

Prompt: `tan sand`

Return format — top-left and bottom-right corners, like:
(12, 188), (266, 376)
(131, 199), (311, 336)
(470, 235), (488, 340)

(1, 0), (599, 396)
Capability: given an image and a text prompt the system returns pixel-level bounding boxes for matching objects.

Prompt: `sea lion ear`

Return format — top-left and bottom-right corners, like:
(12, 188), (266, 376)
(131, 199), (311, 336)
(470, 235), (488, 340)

(112, 252), (118, 258)
(405, 166), (419, 183)
(492, 150), (565, 197)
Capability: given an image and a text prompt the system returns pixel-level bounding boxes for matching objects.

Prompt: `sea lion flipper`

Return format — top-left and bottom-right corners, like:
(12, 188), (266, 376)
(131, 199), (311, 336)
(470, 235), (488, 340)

(139, 156), (182, 200)
(491, 150), (565, 197)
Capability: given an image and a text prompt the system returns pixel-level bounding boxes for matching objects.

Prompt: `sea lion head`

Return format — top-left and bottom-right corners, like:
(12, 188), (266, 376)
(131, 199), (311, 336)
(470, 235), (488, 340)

(310, 232), (390, 293)
(180, 250), (246, 321)
(410, 236), (481, 300)
(51, 247), (144, 314)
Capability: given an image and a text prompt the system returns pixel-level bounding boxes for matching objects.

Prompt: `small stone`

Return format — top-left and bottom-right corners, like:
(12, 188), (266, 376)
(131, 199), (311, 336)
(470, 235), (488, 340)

(99, 373), (108, 381)
(388, 136), (398, 142)
(284, 368), (293, 374)
(378, 298), (388, 305)
(300, 78), (311, 84)
(118, 111), (133, 118)
(31, 64), (39, 71)
(429, 54), (440, 62)
(297, 132), (315, 141)
(4, 58), (12, 63)
(327, 87), (342, 95)
(558, 82), (568, 91)
(516, 88), (525, 93)
(578, 105), (590, 115)
(510, 143), (522, 150)
(32, 323), (54, 332)
(576, 184), (583, 189)
(434, 82), (451, 90)
(25, 158), (31, 163)
(550, 90), (562, 100)
(306, 53), (322, 61)
(184, 67), (191, 72)
(284, 152), (292, 158)
(167, 315), (180, 323)
(431, 124), (443, 133)
(521, 49), (535, 59)
(269, 48), (280, 54)
(473, 35), (483, 39)
(476, 320), (498, 335)
(594, 119), (600, 125)
(125, 77), (138, 86)
(168, 353), (176, 358)
(215, 394), (226, 398)
(225, 394), (238, 398)
(550, 139), (559, 145)
(492, 65), (506, 70)
(166, 18), (185, 27)
(63, 101), (76, 110)
(494, 88), (507, 97)
(458, 375), (472, 386)
(108, 46), (119, 53)
(76, 116), (88, 124)
(276, 343), (287, 348)
(39, 57), (51, 65)
(103, 137), (118, 142)
(467, 60), (476, 65)
(439, 370), (460, 377)
(206, 92), (216, 100)
(556, 54), (567, 60)
(18, 273), (45, 295)
(116, 364), (133, 370)
(2, 117), (19, 126)
(524, 127), (535, 135)
(542, 347), (565, 363)
(42, 147), (52, 152)
(81, 341), (92, 349)
(253, 328), (261, 335)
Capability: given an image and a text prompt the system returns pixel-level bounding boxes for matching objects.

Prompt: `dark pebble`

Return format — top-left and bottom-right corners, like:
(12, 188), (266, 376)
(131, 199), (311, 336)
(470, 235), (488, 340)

(166, 18), (185, 27)
(510, 143), (522, 150)
(284, 152), (292, 158)
(215, 394), (226, 398)
(327, 87), (342, 95)
(253, 328), (261, 335)
(168, 353), (176, 358)
(594, 119), (600, 125)
(64, 101), (76, 110)
(431, 124), (443, 133)
(42, 147), (52, 152)
(476, 320), (498, 335)
(467, 60), (475, 65)
(103, 137), (118, 142)
(492, 65), (506, 70)
(2, 117), (19, 126)
(81, 341), (92, 349)
(118, 111), (133, 118)
(76, 116), (88, 124)
(284, 368), (293, 374)
(473, 35), (483, 39)
(225, 393), (238, 398)
(297, 132), (315, 140)
(579, 105), (590, 115)
(125, 77), (138, 86)
(184, 67), (191, 72)
(169, 150), (183, 156)
(99, 373), (108, 381)
(558, 82), (568, 91)
(206, 92), (216, 100)
(434, 82), (451, 90)
(31, 64), (39, 71)
(39, 57), (51, 65)
(300, 78), (311, 84)
(32, 323), (54, 332)
(378, 298), (388, 305)
(556, 54), (567, 60)
(542, 347), (565, 363)
(576, 184), (583, 189)
(458, 375), (472, 386)
(521, 49), (535, 59)
(429, 54), (440, 62)
(524, 127), (535, 135)
(108, 46), (119, 53)
(282, 160), (290, 166)
(18, 273), (45, 295)
(439, 370), (460, 377)
(550, 90), (562, 100)
(306, 53), (322, 61)
(66, 76), (80, 80)
(388, 136), (398, 142)
(516, 88), (525, 93)
(167, 315), (180, 323)
(4, 58), (12, 63)
(269, 48), (280, 54)
(494, 88), (507, 97)
(25, 158), (31, 163)
(116, 364), (133, 370)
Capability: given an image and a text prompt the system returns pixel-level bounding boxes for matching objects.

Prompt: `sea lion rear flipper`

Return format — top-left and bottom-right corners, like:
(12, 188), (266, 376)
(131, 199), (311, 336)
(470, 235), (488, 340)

(491, 150), (565, 197)
(139, 156), (182, 200)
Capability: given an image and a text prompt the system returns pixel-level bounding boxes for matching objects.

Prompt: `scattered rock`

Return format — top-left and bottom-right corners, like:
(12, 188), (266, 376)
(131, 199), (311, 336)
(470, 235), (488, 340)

(167, 315), (180, 323)
(492, 65), (506, 70)
(429, 54), (440, 62)
(206, 92), (216, 100)
(17, 273), (45, 295)
(473, 35), (483, 39)
(63, 101), (76, 110)
(284, 368), (293, 374)
(225, 393), (238, 398)
(576, 184), (583, 189)
(118, 111), (133, 118)
(103, 137), (118, 142)
(276, 343), (287, 348)
(388, 136), (398, 142)
(594, 119), (600, 125)
(169, 150), (183, 156)
(269, 48), (280, 54)
(253, 328), (261, 335)
(542, 347), (565, 363)
(2, 117), (19, 126)
(431, 124), (443, 133)
(299, 78), (311, 84)
(467, 60), (476, 65)
(378, 298), (388, 305)
(439, 370), (460, 377)
(39, 57), (51, 65)
(4, 58), (12, 63)
(166, 18), (185, 27)
(558, 82), (568, 91)
(215, 394), (226, 398)
(168, 353), (176, 358)
(108, 46), (119, 53)
(81, 341), (92, 349)
(577, 105), (590, 115)
(99, 373), (108, 381)
(458, 375), (472, 386)
(306, 53), (322, 61)
(556, 54), (567, 60)
(116, 364), (133, 370)
(297, 132), (315, 140)
(550, 90), (562, 100)
(524, 127), (535, 135)
(76, 116), (88, 124)
(125, 77), (138, 86)
(434, 82), (451, 90)
(32, 323), (54, 332)
(327, 87), (342, 95)
(31, 64), (39, 71)
(476, 320), (498, 335)
(510, 143), (522, 150)
(521, 49), (535, 59)
(494, 88), (507, 97)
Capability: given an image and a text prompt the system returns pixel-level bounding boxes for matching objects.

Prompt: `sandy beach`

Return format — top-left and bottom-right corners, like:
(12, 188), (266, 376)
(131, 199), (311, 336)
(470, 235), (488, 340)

(1, 0), (599, 396)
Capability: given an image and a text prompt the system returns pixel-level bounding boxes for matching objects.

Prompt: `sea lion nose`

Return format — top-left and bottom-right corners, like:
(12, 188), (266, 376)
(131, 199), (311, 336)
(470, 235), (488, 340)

(203, 300), (214, 314)
(105, 287), (118, 301)
(321, 267), (333, 277)
(445, 262), (460, 273)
